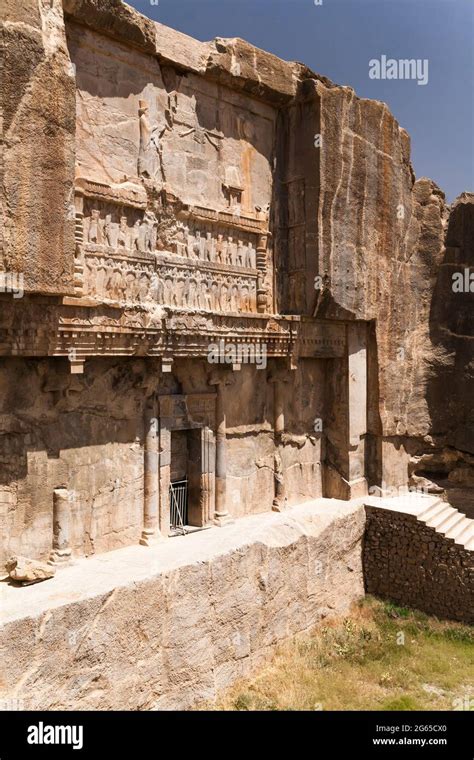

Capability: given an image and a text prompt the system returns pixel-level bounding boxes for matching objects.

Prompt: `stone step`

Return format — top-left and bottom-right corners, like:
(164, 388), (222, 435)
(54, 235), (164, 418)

(445, 516), (473, 540)
(417, 500), (446, 523)
(454, 521), (474, 547)
(436, 511), (466, 536)
(425, 506), (458, 529)
(465, 535), (474, 551)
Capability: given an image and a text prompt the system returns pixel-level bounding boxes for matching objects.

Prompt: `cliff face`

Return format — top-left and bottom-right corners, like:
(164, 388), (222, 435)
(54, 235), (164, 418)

(1, 0), (76, 294)
(0, 0), (471, 561)
(274, 73), (471, 488)
(428, 194), (474, 456)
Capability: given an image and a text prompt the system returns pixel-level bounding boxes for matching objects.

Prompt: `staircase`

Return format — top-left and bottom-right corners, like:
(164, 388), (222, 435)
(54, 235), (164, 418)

(416, 498), (474, 550)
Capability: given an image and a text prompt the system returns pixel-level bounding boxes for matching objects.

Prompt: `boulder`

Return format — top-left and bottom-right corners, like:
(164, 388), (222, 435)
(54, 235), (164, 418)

(5, 556), (56, 585)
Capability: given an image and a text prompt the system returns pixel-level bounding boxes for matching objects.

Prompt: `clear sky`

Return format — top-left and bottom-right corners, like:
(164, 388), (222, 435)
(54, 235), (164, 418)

(129, 0), (473, 203)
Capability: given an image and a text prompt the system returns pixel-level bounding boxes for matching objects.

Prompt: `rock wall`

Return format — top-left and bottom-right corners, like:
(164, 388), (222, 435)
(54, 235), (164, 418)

(0, 500), (365, 710)
(1, 0), (76, 294)
(427, 194), (474, 456)
(287, 77), (473, 493)
(310, 85), (450, 488)
(0, 355), (325, 563)
(364, 504), (474, 624)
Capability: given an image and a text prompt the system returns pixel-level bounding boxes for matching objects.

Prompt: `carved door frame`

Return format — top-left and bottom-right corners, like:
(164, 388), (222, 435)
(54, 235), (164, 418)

(158, 394), (216, 535)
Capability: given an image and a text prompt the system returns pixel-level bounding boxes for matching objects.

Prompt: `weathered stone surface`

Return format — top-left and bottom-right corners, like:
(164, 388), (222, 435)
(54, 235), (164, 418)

(0, 500), (364, 710)
(5, 556), (56, 585)
(63, 0), (156, 52)
(1, 0), (76, 294)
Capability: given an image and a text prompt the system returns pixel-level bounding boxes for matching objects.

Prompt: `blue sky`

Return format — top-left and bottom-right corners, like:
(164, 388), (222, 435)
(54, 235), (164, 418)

(130, 0), (473, 202)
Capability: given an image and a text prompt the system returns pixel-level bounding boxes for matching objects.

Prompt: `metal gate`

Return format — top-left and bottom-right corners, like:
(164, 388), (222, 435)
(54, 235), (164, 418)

(169, 478), (188, 535)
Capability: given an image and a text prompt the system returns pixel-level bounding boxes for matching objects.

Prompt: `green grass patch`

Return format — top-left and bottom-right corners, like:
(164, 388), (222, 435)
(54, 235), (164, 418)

(208, 597), (474, 712)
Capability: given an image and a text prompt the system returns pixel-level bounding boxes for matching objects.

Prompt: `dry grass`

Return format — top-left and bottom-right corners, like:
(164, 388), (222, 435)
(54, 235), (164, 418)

(209, 597), (474, 711)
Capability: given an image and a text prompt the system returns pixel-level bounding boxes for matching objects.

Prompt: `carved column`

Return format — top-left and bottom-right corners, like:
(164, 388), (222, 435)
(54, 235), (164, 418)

(202, 426), (216, 524)
(273, 377), (285, 436)
(49, 488), (72, 566)
(208, 371), (234, 526)
(159, 424), (171, 536)
(347, 322), (368, 498)
(269, 371), (288, 511)
(140, 400), (160, 545)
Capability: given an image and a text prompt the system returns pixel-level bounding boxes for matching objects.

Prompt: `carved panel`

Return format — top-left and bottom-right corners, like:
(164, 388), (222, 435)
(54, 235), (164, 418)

(155, 258), (257, 314)
(77, 181), (267, 315)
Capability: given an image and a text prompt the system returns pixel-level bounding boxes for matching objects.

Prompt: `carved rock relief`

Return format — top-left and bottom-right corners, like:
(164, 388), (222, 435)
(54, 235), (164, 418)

(80, 189), (263, 314)
(82, 200), (259, 268)
(84, 254), (257, 314)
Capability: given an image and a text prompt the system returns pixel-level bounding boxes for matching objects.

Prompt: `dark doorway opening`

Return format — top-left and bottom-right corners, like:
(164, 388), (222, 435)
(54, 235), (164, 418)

(169, 429), (208, 535)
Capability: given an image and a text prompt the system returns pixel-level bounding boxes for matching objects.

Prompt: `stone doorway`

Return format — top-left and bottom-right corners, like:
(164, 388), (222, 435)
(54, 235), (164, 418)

(158, 394), (216, 537)
(169, 429), (205, 534)
(170, 429), (189, 534)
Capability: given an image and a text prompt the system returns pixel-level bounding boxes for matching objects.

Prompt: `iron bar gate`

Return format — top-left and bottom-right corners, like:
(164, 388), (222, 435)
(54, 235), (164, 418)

(169, 478), (188, 535)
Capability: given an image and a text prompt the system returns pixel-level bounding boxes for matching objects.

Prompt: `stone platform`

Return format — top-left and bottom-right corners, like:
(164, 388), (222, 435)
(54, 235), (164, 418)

(0, 499), (365, 710)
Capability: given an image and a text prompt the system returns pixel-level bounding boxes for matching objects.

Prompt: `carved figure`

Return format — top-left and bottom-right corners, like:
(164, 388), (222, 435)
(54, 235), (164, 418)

(247, 241), (256, 269)
(96, 258), (107, 297)
(131, 220), (140, 252)
(236, 240), (245, 267)
(221, 282), (229, 311)
(144, 211), (158, 252)
(137, 100), (165, 182)
(138, 273), (149, 303)
(204, 231), (214, 262)
(230, 284), (238, 312)
(193, 231), (203, 259)
(118, 216), (129, 249)
(104, 215), (119, 249)
(88, 209), (101, 244)
(227, 236), (235, 265)
(216, 233), (224, 263)
(241, 284), (250, 312)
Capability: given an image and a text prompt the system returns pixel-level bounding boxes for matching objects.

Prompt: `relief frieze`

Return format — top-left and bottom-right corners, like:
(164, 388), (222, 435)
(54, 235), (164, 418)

(77, 181), (267, 315)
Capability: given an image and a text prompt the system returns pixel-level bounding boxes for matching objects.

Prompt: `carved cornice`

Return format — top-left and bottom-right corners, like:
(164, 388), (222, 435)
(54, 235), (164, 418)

(0, 296), (347, 361)
(75, 178), (148, 209)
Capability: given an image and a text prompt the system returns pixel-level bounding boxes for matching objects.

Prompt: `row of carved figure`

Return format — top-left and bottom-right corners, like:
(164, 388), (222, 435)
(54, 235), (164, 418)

(172, 222), (257, 269)
(82, 209), (258, 269)
(84, 257), (257, 313)
(84, 209), (158, 254)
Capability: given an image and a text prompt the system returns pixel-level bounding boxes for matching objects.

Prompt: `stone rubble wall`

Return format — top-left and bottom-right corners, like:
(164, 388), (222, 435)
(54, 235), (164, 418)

(363, 504), (474, 624)
(0, 500), (365, 710)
